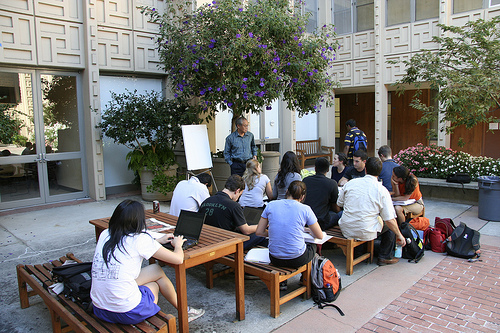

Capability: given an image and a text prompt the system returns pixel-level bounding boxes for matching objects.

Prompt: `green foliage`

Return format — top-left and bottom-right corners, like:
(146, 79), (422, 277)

(148, 171), (186, 196)
(144, 0), (339, 118)
(391, 16), (500, 135)
(394, 143), (500, 181)
(98, 89), (202, 193)
(0, 104), (23, 144)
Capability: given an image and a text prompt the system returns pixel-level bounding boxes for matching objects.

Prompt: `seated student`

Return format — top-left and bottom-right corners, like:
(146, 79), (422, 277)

(256, 180), (323, 289)
(377, 145), (399, 192)
(239, 159), (273, 208)
(91, 200), (204, 325)
(273, 151), (302, 200)
(338, 150), (367, 186)
(337, 157), (406, 266)
(303, 157), (341, 230)
(391, 165), (424, 224)
(330, 152), (348, 183)
(199, 174), (267, 250)
(169, 173), (211, 217)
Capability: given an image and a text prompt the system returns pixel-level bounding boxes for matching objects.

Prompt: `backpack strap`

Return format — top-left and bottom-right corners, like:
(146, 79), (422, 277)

(316, 301), (345, 316)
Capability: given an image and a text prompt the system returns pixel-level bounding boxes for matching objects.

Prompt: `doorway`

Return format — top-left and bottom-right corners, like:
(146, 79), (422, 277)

(0, 69), (87, 210)
(250, 99), (281, 153)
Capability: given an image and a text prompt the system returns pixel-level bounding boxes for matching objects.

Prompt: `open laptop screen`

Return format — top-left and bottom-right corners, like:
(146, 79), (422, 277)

(243, 206), (264, 225)
(174, 210), (206, 239)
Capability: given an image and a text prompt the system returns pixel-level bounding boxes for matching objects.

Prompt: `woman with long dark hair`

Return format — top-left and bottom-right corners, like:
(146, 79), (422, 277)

(391, 165), (424, 224)
(273, 151), (302, 200)
(331, 152), (348, 183)
(91, 200), (204, 324)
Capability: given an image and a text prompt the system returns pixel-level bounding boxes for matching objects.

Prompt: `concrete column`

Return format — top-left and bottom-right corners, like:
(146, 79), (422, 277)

(374, 0), (388, 151)
(437, 0), (451, 147)
(82, 0), (106, 201)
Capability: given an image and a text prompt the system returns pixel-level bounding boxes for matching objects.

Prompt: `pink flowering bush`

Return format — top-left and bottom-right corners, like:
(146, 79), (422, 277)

(394, 143), (500, 181)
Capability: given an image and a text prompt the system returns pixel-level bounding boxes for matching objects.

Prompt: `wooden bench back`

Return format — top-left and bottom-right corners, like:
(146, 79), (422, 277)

(296, 138), (321, 155)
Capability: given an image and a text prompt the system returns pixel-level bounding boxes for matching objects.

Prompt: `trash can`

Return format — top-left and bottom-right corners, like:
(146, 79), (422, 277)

(477, 176), (500, 221)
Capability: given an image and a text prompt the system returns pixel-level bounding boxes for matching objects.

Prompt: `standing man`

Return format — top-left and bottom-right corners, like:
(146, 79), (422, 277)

(377, 145), (399, 192)
(224, 116), (258, 176)
(303, 157), (341, 230)
(169, 173), (212, 217)
(343, 119), (367, 165)
(199, 174), (267, 250)
(337, 157), (406, 266)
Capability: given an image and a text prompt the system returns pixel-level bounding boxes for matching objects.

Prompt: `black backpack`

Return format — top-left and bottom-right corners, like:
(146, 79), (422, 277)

(399, 221), (425, 263)
(446, 222), (481, 259)
(310, 254), (344, 315)
(52, 262), (92, 311)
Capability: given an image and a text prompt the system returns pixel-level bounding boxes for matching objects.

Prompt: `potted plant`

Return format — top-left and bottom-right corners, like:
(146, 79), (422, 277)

(98, 89), (201, 200)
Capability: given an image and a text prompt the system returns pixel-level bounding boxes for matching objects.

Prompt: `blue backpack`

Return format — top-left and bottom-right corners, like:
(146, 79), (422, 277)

(353, 131), (367, 152)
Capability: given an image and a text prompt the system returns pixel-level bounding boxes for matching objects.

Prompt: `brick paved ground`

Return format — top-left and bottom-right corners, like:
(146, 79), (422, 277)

(359, 245), (500, 332)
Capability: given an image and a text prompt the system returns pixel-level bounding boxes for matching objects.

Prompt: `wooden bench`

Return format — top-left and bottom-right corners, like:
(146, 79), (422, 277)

(204, 254), (311, 318)
(296, 138), (334, 170)
(324, 226), (374, 275)
(17, 252), (177, 333)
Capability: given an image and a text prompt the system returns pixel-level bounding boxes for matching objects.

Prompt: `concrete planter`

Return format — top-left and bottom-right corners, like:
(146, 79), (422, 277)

(211, 157), (231, 192)
(140, 165), (177, 201)
(261, 151), (280, 185)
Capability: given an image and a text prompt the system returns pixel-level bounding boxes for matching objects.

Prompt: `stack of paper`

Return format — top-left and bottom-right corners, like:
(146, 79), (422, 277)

(303, 231), (333, 244)
(244, 248), (270, 264)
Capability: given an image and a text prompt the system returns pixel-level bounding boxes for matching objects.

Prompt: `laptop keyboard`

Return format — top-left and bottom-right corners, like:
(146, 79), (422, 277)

(163, 238), (198, 250)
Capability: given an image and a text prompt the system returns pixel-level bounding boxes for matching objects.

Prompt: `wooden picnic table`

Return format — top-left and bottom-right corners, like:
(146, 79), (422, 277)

(90, 210), (249, 333)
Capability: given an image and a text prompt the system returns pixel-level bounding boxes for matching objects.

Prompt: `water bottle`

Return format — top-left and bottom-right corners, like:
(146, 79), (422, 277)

(394, 244), (402, 258)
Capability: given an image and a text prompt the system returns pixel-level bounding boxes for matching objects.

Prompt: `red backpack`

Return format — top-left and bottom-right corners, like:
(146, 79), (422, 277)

(434, 217), (456, 238)
(424, 227), (446, 252)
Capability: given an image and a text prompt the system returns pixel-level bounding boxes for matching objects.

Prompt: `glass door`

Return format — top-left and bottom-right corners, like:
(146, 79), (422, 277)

(250, 100), (281, 152)
(0, 69), (87, 210)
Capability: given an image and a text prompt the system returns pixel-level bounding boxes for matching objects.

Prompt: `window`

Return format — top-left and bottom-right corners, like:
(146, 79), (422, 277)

(453, 0), (482, 13)
(491, 0), (500, 6)
(387, 0), (438, 26)
(332, 0), (374, 34)
(295, 0), (318, 33)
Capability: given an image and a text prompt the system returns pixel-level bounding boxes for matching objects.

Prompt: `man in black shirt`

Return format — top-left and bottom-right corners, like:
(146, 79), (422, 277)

(199, 174), (267, 250)
(303, 157), (341, 230)
(338, 149), (367, 186)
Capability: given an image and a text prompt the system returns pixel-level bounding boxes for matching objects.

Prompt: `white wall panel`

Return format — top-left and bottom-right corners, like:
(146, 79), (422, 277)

(96, 0), (132, 28)
(335, 35), (352, 61)
(134, 31), (162, 72)
(0, 0), (33, 14)
(412, 20), (439, 51)
(133, 0), (166, 32)
(354, 59), (375, 85)
(486, 8), (500, 19)
(331, 61), (353, 86)
(353, 31), (375, 58)
(385, 25), (411, 54)
(384, 54), (410, 84)
(97, 27), (133, 69)
(36, 17), (84, 67)
(34, 0), (82, 23)
(451, 11), (484, 26)
(0, 12), (36, 64)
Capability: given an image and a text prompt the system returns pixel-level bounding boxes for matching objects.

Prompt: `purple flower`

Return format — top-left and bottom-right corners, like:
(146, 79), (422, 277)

(266, 106), (272, 110)
(241, 84), (247, 89)
(243, 78), (248, 81)
(255, 71), (259, 75)
(249, 32), (254, 38)
(259, 82), (264, 87)
(248, 52), (253, 56)
(273, 69), (277, 73)
(294, 36), (299, 41)
(307, 72), (313, 76)
(209, 43), (214, 48)
(239, 8), (243, 11)
(298, 42), (302, 47)
(292, 78), (298, 83)
(236, 34), (241, 38)
(228, 102), (233, 107)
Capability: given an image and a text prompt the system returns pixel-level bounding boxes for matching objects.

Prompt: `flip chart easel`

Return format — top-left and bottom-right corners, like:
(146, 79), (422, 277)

(181, 124), (218, 191)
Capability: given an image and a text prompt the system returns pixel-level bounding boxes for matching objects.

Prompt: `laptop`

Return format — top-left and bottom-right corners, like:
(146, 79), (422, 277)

(163, 210), (206, 250)
(243, 206), (264, 225)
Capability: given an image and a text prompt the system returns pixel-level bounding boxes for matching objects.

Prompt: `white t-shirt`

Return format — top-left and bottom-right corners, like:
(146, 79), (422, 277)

(338, 175), (396, 241)
(91, 229), (161, 312)
(239, 174), (270, 208)
(169, 177), (210, 217)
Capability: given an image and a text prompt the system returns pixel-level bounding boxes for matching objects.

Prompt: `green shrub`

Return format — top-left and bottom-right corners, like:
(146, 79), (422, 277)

(394, 143), (500, 181)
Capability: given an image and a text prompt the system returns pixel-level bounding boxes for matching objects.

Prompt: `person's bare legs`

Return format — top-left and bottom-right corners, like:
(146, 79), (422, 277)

(394, 205), (405, 225)
(136, 264), (178, 308)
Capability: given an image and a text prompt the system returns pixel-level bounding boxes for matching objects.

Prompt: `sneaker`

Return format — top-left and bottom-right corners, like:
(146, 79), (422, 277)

(377, 257), (400, 266)
(279, 281), (288, 291)
(187, 307), (205, 322)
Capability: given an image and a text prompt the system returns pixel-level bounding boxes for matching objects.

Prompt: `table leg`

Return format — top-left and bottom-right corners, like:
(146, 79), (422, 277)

(234, 241), (245, 321)
(175, 262), (189, 333)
